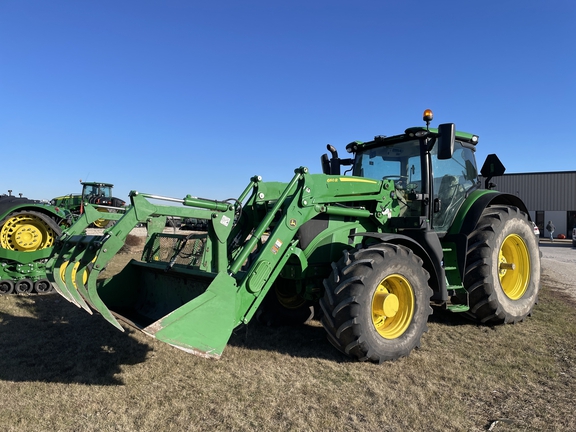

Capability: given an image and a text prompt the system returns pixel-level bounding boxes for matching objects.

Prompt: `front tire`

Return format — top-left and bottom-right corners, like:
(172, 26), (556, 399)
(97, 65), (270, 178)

(320, 243), (432, 363)
(464, 206), (540, 324)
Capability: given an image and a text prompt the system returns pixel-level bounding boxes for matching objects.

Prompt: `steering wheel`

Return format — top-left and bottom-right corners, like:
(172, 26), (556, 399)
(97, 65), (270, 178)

(383, 175), (409, 189)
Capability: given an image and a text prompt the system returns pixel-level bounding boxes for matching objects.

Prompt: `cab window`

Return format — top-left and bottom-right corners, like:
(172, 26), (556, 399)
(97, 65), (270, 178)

(432, 142), (478, 231)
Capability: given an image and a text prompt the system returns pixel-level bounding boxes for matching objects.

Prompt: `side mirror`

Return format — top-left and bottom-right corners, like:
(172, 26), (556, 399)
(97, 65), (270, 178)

(321, 153), (331, 174)
(480, 154), (506, 189)
(437, 123), (455, 160)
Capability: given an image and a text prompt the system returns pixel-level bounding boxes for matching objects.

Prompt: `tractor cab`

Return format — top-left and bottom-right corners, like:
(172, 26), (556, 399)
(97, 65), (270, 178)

(323, 109), (482, 234)
(81, 182), (114, 202)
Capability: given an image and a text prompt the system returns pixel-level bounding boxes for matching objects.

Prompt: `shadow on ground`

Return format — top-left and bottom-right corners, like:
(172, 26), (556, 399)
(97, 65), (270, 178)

(227, 307), (478, 364)
(228, 319), (350, 362)
(0, 294), (151, 385)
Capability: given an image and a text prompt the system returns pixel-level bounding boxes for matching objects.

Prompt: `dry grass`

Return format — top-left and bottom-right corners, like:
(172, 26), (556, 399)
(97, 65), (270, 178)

(0, 259), (574, 432)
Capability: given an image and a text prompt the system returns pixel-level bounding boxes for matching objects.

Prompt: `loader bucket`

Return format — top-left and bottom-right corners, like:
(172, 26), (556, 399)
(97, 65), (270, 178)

(51, 230), (240, 358)
(97, 266), (238, 358)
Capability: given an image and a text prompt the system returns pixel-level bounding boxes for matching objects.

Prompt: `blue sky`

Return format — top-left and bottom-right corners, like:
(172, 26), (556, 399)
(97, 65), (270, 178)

(1, 1), (574, 203)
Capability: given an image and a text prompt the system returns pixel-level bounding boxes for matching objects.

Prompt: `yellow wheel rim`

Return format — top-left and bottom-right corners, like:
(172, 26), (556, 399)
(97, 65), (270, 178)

(59, 261), (88, 290)
(498, 234), (530, 300)
(93, 208), (110, 228)
(372, 274), (414, 339)
(0, 213), (56, 251)
(59, 261), (70, 286)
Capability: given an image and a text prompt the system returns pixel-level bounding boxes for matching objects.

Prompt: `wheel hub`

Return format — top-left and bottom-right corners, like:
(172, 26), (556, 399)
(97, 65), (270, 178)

(13, 225), (42, 250)
(375, 293), (399, 318)
(499, 259), (516, 276)
(371, 274), (415, 339)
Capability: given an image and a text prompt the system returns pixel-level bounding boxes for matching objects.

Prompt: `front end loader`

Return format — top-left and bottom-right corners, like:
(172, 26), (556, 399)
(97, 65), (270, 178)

(48, 169), (398, 358)
(46, 110), (540, 363)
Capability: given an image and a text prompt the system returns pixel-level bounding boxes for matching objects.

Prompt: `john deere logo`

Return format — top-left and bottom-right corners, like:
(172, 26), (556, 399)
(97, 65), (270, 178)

(289, 219), (297, 227)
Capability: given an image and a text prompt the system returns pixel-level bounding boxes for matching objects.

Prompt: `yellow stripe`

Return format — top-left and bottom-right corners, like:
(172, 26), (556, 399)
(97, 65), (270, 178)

(337, 177), (378, 184)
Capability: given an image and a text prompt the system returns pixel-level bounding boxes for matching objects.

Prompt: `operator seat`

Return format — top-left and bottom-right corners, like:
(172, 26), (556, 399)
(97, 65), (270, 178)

(436, 175), (464, 227)
(438, 175), (460, 203)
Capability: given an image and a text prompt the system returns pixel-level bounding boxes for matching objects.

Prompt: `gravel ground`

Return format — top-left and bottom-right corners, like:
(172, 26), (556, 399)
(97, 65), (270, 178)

(539, 239), (576, 302)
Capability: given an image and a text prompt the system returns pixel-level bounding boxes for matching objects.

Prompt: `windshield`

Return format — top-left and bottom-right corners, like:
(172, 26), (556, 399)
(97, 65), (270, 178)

(100, 186), (112, 198)
(84, 185), (113, 198)
(353, 140), (423, 192)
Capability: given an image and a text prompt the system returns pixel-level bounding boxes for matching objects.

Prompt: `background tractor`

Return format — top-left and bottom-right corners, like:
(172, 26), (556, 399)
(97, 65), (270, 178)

(0, 190), (71, 294)
(0, 180), (125, 295)
(51, 181), (126, 228)
(47, 110), (540, 363)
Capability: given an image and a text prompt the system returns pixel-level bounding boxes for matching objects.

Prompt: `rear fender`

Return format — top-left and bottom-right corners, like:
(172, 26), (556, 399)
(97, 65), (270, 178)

(449, 190), (530, 237)
(443, 191), (531, 282)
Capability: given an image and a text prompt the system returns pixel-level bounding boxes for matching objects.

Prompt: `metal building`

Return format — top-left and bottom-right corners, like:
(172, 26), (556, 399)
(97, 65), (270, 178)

(485, 171), (576, 239)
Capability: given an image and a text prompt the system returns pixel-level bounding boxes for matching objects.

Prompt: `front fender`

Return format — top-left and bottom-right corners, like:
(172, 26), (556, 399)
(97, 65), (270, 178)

(353, 231), (447, 302)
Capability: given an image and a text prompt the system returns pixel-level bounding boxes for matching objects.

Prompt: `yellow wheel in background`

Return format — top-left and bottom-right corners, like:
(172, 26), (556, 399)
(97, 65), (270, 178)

(59, 260), (89, 289)
(0, 212), (58, 251)
(59, 261), (70, 286)
(93, 208), (111, 228)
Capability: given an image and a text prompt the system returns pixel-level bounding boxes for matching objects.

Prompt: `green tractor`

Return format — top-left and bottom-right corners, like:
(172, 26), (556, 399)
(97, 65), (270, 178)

(0, 190), (72, 294)
(0, 180), (125, 295)
(51, 181), (126, 228)
(46, 110), (540, 362)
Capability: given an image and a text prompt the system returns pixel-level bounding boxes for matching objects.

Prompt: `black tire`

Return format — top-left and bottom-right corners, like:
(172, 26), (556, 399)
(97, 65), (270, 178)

(34, 279), (54, 294)
(320, 243), (432, 363)
(166, 217), (182, 229)
(14, 278), (34, 294)
(463, 206), (540, 324)
(0, 279), (14, 294)
(256, 278), (317, 326)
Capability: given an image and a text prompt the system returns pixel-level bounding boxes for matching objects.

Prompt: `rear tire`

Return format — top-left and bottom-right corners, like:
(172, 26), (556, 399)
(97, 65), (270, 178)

(320, 243), (432, 363)
(463, 206), (540, 324)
